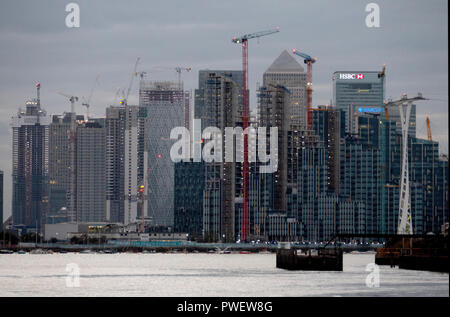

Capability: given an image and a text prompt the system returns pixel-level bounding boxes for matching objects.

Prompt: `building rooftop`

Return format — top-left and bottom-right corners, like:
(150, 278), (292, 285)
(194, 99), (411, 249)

(265, 50), (305, 73)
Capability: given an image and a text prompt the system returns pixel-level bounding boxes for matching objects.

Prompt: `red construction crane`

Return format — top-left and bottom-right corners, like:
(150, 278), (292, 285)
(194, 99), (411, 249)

(292, 49), (317, 130)
(232, 27), (280, 242)
(426, 115), (432, 141)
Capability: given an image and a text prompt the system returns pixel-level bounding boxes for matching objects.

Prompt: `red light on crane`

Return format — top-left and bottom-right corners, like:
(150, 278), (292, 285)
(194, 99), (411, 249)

(157, 154), (162, 159)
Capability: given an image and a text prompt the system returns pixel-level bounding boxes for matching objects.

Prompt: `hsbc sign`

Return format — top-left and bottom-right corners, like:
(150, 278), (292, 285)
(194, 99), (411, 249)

(339, 73), (365, 80)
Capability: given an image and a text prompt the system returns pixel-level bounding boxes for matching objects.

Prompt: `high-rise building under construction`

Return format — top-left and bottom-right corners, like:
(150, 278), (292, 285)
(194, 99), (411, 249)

(192, 70), (243, 242)
(11, 85), (51, 231)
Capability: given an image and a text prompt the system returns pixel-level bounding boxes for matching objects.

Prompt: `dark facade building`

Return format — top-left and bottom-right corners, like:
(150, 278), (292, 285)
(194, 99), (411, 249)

(195, 71), (243, 242)
(11, 90), (51, 232)
(297, 145), (365, 242)
(333, 69), (385, 134)
(47, 113), (74, 224)
(174, 160), (205, 240)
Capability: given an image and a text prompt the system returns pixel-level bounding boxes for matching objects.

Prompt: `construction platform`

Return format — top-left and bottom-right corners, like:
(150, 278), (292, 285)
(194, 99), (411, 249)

(276, 248), (343, 271)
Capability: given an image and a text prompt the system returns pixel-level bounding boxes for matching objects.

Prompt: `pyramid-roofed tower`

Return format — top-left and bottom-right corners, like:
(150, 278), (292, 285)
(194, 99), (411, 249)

(265, 50), (305, 73)
(262, 50), (308, 130)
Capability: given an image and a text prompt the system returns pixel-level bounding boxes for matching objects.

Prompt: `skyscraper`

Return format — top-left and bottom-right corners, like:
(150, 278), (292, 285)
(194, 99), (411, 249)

(312, 106), (343, 193)
(258, 84), (291, 212)
(75, 121), (106, 222)
(48, 113), (74, 224)
(10, 84), (51, 231)
(105, 105), (147, 225)
(140, 81), (185, 227)
(257, 52), (317, 240)
(333, 70), (385, 134)
(263, 50), (307, 130)
(195, 70), (243, 242)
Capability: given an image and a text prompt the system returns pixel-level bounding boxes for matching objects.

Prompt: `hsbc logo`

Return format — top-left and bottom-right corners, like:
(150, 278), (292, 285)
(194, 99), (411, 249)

(339, 73), (365, 80)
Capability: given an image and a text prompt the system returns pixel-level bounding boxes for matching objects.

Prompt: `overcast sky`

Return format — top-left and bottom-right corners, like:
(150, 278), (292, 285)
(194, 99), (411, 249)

(0, 0), (448, 220)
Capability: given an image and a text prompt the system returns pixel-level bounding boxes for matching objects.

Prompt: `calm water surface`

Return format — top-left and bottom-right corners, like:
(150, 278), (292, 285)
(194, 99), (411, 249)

(0, 253), (448, 296)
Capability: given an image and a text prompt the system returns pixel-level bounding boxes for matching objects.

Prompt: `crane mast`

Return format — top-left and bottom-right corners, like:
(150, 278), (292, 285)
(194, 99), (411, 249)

(232, 27), (280, 242)
(426, 115), (432, 141)
(292, 49), (317, 130)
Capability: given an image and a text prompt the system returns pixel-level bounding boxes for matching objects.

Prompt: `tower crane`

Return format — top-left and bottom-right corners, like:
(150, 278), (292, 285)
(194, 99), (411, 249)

(232, 27), (280, 242)
(120, 57), (141, 106)
(112, 87), (122, 106)
(136, 71), (147, 80)
(144, 66), (191, 88)
(81, 74), (100, 120)
(292, 49), (317, 130)
(426, 115), (432, 141)
(57, 91), (79, 114)
(175, 67), (192, 88)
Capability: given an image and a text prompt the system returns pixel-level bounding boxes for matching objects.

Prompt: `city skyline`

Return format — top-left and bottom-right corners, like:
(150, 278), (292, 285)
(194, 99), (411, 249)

(0, 0), (448, 222)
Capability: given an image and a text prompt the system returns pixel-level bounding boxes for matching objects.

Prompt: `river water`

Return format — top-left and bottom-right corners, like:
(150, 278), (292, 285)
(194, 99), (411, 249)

(0, 253), (447, 296)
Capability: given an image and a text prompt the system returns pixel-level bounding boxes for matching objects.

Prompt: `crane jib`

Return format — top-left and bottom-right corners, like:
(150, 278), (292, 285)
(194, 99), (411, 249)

(232, 28), (280, 43)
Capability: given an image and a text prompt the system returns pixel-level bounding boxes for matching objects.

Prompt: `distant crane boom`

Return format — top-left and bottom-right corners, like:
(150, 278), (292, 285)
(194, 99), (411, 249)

(291, 49), (316, 62)
(175, 67), (192, 88)
(57, 91), (78, 113)
(232, 27), (280, 43)
(82, 74), (100, 120)
(121, 57), (141, 106)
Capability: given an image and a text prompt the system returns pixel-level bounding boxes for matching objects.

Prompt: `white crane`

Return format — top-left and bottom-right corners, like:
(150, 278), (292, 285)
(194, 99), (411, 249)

(81, 74), (100, 120)
(384, 93), (427, 234)
(120, 57), (141, 106)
